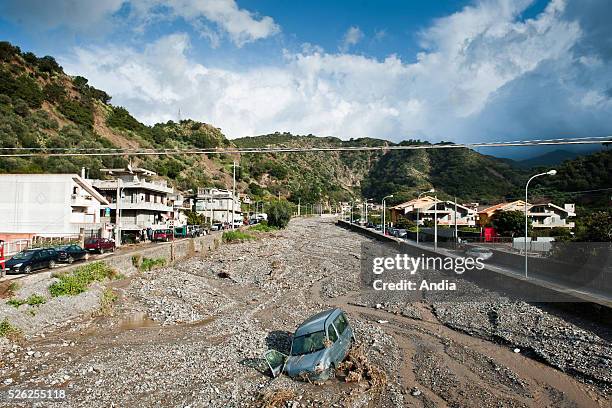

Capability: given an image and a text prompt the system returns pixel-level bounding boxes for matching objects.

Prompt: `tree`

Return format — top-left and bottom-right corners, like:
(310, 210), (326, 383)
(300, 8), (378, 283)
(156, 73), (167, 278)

(492, 210), (530, 237)
(395, 217), (415, 230)
(266, 201), (292, 229)
(575, 209), (612, 242)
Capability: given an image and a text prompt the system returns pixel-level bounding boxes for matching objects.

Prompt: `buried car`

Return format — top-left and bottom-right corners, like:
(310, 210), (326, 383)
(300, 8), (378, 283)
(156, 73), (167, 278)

(264, 308), (355, 381)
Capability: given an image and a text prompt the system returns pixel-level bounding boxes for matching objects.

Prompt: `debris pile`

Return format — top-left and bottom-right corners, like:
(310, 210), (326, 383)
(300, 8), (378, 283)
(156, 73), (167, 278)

(336, 344), (387, 390)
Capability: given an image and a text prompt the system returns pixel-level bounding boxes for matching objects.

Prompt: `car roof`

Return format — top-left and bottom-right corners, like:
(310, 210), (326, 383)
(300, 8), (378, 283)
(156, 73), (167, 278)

(294, 308), (341, 337)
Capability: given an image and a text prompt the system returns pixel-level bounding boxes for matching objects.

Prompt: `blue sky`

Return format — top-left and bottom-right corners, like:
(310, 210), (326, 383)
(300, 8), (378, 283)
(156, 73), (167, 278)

(1, 0), (611, 156)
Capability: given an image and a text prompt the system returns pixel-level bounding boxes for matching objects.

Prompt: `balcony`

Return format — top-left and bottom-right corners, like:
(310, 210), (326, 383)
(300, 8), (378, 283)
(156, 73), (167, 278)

(71, 194), (96, 207)
(91, 179), (173, 194)
(107, 200), (173, 212)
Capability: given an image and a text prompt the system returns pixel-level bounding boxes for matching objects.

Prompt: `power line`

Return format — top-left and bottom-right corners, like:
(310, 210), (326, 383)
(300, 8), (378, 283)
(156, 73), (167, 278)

(0, 136), (610, 158)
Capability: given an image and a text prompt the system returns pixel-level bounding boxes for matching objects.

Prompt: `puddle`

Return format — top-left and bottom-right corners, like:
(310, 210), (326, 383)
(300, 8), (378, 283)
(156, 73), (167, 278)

(118, 311), (159, 330)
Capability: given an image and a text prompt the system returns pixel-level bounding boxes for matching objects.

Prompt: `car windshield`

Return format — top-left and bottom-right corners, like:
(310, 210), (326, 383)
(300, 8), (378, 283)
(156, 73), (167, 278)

(291, 331), (326, 356)
(12, 251), (35, 260)
(85, 238), (99, 244)
(57, 245), (71, 250)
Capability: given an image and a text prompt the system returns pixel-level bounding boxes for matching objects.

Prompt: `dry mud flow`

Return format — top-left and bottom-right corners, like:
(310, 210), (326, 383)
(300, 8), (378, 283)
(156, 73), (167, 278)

(1, 217), (611, 407)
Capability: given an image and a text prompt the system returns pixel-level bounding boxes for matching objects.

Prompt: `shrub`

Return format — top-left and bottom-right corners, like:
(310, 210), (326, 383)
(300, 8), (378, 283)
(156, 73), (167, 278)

(49, 261), (118, 297)
(249, 221), (278, 233)
(7, 298), (26, 308)
(107, 106), (144, 131)
(43, 82), (66, 103)
(27, 293), (46, 306)
(58, 98), (94, 129)
(222, 230), (255, 242)
(98, 288), (118, 316)
(267, 201), (292, 229)
(139, 257), (166, 272)
(0, 318), (21, 338)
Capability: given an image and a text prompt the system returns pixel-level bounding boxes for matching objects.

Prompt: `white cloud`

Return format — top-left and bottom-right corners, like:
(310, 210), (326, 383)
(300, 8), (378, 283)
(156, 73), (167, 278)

(0, 0), (124, 31)
(60, 0), (612, 142)
(340, 26), (364, 52)
(131, 0), (280, 46)
(1, 0), (279, 47)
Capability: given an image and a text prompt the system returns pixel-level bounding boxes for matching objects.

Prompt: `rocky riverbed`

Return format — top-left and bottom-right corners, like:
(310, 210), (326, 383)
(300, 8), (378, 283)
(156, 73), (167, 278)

(0, 217), (610, 407)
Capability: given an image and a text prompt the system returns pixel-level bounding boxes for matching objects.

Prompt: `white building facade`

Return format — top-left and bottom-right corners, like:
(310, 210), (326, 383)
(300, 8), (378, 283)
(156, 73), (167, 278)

(0, 173), (109, 239)
(193, 188), (242, 224)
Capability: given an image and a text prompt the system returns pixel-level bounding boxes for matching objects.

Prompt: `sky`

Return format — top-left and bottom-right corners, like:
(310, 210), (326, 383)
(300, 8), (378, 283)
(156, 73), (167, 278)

(1, 0), (611, 152)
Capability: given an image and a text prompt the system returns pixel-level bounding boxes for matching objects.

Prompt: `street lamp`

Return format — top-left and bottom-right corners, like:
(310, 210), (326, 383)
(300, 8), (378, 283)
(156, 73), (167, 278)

(364, 198), (373, 225)
(382, 195), (394, 235)
(416, 188), (435, 244)
(524, 169), (556, 278)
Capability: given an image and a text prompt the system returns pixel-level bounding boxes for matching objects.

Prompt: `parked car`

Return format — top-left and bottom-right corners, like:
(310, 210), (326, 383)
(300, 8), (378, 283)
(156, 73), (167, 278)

(264, 308), (355, 381)
(5, 248), (58, 274)
(84, 238), (115, 254)
(395, 229), (408, 239)
(466, 246), (493, 261)
(152, 229), (173, 242)
(55, 244), (88, 264)
(174, 226), (188, 239)
(210, 223), (223, 231)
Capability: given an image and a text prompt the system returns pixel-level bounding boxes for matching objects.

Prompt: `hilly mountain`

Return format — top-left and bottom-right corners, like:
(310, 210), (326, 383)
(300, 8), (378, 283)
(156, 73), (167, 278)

(0, 41), (609, 209)
(517, 149), (585, 169)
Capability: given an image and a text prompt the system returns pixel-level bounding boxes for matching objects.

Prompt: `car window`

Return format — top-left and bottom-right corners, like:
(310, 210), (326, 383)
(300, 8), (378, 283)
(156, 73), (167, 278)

(327, 324), (338, 343)
(291, 331), (326, 356)
(333, 313), (348, 335)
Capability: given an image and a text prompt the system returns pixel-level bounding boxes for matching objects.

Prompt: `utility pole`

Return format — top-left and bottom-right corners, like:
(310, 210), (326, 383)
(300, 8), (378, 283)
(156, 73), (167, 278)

(232, 161), (237, 230)
(434, 194), (438, 250)
(115, 178), (123, 247)
(298, 198), (301, 216)
(350, 201), (353, 223)
(454, 197), (458, 247)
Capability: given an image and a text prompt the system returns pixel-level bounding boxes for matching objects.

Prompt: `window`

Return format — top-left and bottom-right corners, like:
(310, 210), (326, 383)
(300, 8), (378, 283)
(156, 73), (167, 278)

(333, 313), (348, 335)
(327, 324), (338, 343)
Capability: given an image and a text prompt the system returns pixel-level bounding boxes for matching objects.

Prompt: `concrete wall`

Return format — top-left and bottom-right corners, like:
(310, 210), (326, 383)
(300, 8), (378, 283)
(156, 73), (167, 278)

(8, 233), (223, 285)
(337, 220), (611, 306)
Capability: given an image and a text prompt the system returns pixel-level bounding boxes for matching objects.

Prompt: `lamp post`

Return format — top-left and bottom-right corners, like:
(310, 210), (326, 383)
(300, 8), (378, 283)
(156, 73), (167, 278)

(524, 169), (556, 278)
(382, 195), (394, 235)
(115, 178), (125, 247)
(364, 198), (372, 225)
(416, 188), (435, 244)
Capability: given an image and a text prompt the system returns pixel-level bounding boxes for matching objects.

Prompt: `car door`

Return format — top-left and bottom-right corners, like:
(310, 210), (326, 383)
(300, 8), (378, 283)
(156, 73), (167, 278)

(326, 322), (342, 364)
(332, 313), (352, 359)
(264, 349), (288, 378)
(30, 251), (43, 270)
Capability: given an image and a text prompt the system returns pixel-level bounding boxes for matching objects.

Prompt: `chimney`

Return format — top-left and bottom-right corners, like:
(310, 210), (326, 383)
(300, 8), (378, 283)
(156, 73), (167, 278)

(81, 167), (86, 179)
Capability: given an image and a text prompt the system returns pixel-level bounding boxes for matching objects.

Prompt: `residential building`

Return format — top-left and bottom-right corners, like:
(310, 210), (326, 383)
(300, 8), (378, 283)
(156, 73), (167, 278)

(478, 200), (575, 229)
(477, 200), (529, 226)
(0, 173), (109, 241)
(90, 167), (174, 235)
(193, 187), (242, 224)
(528, 203), (576, 229)
(390, 196), (477, 226)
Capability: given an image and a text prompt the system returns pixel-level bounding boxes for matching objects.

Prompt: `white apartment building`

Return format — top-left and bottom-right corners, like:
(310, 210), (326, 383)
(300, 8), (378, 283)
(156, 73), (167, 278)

(0, 173), (109, 240)
(193, 187), (242, 224)
(90, 167), (174, 233)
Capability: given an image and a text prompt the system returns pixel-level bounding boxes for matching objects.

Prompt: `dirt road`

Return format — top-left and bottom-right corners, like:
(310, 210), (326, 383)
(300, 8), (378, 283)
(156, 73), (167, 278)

(1, 218), (610, 407)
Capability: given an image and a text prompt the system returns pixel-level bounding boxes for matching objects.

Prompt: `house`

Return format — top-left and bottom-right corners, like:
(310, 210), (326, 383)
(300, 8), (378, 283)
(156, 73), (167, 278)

(0, 173), (109, 241)
(192, 187), (242, 224)
(528, 203), (576, 229)
(478, 200), (575, 229)
(90, 167), (174, 236)
(477, 200), (528, 226)
(390, 196), (476, 226)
